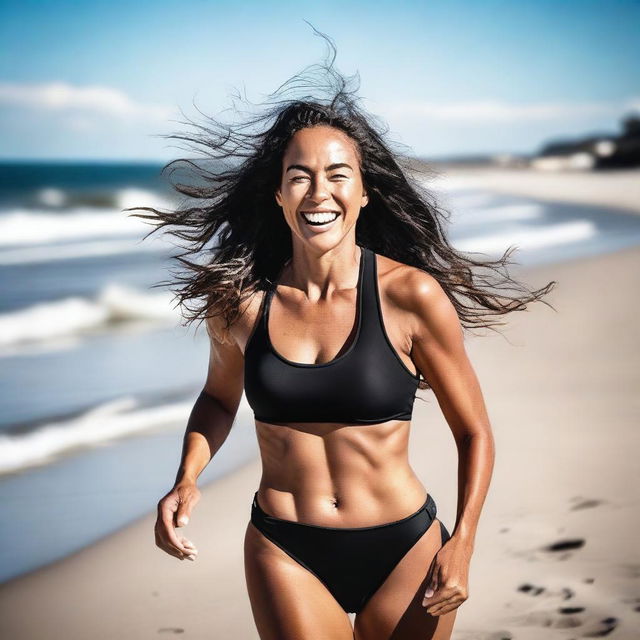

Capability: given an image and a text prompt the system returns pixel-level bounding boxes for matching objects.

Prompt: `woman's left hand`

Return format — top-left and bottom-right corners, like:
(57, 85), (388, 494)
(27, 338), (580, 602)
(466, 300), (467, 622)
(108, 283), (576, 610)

(421, 534), (472, 616)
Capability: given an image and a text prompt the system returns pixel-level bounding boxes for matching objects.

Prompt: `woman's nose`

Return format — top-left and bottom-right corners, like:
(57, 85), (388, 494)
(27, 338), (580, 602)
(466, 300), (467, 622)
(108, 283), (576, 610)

(306, 177), (331, 201)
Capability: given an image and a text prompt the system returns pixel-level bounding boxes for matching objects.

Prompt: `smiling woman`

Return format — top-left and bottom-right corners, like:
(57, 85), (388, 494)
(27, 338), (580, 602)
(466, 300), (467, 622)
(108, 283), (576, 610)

(125, 24), (555, 640)
(276, 128), (369, 243)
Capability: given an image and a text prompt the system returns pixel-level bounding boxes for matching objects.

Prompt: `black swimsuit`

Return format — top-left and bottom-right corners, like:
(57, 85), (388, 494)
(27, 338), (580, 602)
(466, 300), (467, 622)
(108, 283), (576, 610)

(244, 244), (421, 424)
(245, 244), (450, 614)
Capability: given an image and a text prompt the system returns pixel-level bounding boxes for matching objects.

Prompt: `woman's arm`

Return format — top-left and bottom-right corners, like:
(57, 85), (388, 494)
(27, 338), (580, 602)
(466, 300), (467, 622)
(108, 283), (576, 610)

(174, 315), (246, 486)
(405, 268), (496, 615)
(154, 315), (245, 561)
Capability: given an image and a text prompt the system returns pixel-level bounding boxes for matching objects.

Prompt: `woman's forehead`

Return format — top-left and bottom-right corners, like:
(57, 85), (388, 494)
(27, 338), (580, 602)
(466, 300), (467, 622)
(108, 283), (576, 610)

(283, 128), (358, 162)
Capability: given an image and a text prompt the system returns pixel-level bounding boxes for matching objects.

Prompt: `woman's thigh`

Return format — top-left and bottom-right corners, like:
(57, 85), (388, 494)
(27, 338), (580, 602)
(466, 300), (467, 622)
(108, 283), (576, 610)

(243, 521), (354, 640)
(353, 518), (457, 640)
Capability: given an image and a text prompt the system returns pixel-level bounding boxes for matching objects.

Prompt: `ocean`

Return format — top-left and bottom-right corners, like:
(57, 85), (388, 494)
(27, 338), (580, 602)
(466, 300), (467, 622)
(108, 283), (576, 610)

(1, 160), (640, 584)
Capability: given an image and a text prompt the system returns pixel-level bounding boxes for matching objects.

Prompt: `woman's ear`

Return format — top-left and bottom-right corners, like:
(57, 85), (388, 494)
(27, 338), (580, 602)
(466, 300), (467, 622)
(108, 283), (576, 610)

(361, 191), (369, 208)
(275, 189), (282, 207)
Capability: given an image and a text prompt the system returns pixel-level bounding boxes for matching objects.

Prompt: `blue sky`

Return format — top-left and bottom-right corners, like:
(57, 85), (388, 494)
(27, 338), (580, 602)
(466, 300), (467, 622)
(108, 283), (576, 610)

(1, 0), (638, 160)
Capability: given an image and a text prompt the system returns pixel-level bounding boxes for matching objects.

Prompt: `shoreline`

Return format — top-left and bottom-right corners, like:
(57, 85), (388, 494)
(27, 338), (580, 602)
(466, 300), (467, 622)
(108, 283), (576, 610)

(429, 165), (640, 216)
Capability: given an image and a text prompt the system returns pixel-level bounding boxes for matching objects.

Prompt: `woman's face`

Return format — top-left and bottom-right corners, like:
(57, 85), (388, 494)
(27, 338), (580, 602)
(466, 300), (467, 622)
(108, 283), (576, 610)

(275, 125), (368, 251)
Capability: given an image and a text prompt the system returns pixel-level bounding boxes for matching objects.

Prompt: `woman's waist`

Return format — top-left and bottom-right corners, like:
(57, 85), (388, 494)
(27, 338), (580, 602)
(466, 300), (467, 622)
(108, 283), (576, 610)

(255, 471), (428, 528)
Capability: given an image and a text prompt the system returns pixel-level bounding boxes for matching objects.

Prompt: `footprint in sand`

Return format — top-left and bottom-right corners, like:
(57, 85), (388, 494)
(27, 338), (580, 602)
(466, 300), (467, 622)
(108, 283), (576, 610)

(571, 499), (604, 511)
(511, 606), (618, 636)
(544, 538), (586, 552)
(533, 537), (587, 561)
(517, 608), (582, 629)
(158, 628), (185, 634)
(580, 616), (618, 636)
(621, 595), (640, 612)
(516, 582), (574, 600)
(569, 497), (604, 511)
(517, 582), (546, 596)
(560, 606), (585, 613)
(509, 536), (587, 562)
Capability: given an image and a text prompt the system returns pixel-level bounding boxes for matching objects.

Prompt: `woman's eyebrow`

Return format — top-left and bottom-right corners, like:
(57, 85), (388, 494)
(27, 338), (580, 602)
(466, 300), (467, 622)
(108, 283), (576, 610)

(285, 162), (353, 173)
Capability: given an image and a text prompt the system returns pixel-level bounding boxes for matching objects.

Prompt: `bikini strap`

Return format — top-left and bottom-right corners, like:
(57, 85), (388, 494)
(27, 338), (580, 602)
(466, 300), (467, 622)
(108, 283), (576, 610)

(358, 245), (386, 344)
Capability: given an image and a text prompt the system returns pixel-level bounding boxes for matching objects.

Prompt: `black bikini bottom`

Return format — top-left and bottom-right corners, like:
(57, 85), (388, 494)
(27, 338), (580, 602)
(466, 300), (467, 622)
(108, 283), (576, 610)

(250, 491), (451, 614)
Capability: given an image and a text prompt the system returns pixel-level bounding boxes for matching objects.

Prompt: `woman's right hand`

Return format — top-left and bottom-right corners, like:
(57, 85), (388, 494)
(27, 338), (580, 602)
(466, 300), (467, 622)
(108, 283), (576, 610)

(155, 482), (201, 561)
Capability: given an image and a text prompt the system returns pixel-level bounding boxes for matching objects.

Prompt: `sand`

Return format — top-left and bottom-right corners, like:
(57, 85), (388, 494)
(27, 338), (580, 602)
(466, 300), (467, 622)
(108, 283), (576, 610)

(1, 171), (639, 639)
(431, 166), (640, 216)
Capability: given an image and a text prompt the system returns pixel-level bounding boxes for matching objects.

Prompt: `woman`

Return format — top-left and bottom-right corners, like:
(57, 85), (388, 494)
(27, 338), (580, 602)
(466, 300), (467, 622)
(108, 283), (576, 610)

(133, 32), (555, 640)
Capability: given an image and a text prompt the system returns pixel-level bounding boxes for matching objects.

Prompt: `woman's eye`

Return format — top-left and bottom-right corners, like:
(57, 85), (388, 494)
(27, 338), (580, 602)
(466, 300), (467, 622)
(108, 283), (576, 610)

(291, 174), (348, 182)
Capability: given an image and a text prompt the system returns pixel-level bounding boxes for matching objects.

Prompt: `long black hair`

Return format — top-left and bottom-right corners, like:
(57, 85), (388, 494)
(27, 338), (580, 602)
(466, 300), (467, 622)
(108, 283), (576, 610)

(125, 24), (556, 391)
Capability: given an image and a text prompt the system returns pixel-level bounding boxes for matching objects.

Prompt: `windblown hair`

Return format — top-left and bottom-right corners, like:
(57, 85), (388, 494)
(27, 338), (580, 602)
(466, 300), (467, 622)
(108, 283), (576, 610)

(126, 24), (556, 391)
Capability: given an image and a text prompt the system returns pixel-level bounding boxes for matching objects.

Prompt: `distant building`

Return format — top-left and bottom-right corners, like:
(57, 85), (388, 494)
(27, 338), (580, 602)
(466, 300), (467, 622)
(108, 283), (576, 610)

(531, 114), (640, 170)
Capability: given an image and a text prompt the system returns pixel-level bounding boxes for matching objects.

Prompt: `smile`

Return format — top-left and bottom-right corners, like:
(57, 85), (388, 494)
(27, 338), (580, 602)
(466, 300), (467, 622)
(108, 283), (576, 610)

(301, 211), (340, 226)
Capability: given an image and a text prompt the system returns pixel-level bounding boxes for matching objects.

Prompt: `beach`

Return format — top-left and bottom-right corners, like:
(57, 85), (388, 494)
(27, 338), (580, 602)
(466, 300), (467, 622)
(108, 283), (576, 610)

(430, 165), (640, 216)
(1, 168), (639, 639)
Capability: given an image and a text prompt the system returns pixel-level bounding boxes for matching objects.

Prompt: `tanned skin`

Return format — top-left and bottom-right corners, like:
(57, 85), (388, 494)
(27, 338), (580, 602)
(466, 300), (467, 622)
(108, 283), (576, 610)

(154, 125), (495, 640)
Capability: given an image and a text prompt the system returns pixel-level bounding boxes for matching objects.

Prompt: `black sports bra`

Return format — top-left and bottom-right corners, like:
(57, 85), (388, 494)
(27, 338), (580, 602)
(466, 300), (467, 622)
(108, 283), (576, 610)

(243, 245), (421, 425)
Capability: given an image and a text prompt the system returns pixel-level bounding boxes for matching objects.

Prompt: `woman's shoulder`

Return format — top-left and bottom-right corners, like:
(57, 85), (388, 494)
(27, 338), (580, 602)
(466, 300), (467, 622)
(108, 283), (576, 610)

(205, 286), (267, 349)
(376, 252), (445, 304)
(376, 252), (453, 332)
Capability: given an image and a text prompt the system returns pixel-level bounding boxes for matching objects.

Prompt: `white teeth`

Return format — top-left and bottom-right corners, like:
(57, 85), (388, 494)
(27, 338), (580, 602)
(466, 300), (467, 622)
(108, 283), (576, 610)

(302, 211), (339, 224)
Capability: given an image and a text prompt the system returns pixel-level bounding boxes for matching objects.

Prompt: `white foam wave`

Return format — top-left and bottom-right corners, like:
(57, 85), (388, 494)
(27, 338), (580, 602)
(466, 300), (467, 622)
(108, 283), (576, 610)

(115, 187), (170, 212)
(0, 236), (171, 265)
(452, 203), (544, 226)
(0, 208), (144, 246)
(0, 188), (173, 247)
(37, 187), (67, 207)
(0, 396), (192, 475)
(453, 220), (597, 254)
(0, 284), (179, 351)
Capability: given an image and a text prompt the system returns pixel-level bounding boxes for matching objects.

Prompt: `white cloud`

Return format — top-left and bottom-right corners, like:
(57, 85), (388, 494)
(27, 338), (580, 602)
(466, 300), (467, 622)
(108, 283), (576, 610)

(378, 97), (640, 123)
(0, 81), (175, 123)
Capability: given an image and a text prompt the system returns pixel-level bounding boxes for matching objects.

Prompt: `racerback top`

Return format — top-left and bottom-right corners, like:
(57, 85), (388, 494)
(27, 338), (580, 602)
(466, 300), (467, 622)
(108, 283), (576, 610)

(243, 245), (421, 424)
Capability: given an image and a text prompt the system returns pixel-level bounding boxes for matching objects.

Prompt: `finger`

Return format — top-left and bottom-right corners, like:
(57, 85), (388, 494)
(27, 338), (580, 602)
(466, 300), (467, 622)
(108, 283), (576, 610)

(424, 561), (447, 603)
(160, 506), (190, 554)
(428, 602), (456, 617)
(428, 598), (462, 616)
(422, 561), (438, 601)
(156, 537), (186, 560)
(427, 601), (452, 615)
(422, 579), (439, 602)
(176, 515), (189, 527)
(180, 537), (198, 554)
(427, 593), (462, 615)
(175, 493), (199, 528)
(155, 528), (187, 560)
(425, 586), (455, 611)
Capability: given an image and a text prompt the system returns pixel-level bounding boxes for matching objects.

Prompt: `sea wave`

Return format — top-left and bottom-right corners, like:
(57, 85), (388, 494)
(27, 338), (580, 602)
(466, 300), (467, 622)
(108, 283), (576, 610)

(0, 396), (192, 475)
(0, 187), (174, 247)
(453, 220), (597, 254)
(0, 236), (171, 265)
(451, 203), (544, 226)
(0, 283), (180, 354)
